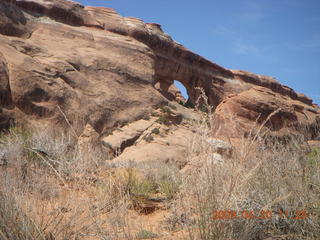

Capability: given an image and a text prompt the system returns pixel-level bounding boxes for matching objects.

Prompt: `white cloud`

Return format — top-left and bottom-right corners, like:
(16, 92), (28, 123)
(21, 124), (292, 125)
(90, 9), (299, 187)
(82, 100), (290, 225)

(237, 1), (265, 24)
(210, 24), (273, 58)
(211, 25), (238, 38)
(233, 42), (264, 56)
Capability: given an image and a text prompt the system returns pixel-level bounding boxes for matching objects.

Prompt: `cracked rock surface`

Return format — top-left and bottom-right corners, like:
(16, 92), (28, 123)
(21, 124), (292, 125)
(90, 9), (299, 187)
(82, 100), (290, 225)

(0, 0), (319, 145)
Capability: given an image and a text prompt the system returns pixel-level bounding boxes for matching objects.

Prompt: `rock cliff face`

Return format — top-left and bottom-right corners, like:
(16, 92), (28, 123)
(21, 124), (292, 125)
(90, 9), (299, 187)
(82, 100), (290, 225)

(0, 0), (319, 140)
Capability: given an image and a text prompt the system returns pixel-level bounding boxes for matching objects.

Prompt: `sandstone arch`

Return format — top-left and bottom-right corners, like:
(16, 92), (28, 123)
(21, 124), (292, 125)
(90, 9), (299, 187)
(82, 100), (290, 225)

(0, 0), (318, 139)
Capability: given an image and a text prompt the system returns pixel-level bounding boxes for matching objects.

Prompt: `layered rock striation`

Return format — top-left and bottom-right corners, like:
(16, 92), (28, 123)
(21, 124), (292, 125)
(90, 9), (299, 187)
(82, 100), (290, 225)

(0, 0), (319, 139)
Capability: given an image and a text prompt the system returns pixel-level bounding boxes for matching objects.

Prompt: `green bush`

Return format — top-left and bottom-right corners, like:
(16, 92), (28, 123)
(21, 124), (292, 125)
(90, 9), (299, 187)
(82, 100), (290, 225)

(155, 116), (170, 125)
(124, 169), (180, 201)
(158, 179), (180, 200)
(305, 147), (320, 186)
(151, 128), (160, 135)
(150, 112), (159, 117)
(160, 106), (173, 114)
(125, 169), (157, 199)
(168, 103), (177, 110)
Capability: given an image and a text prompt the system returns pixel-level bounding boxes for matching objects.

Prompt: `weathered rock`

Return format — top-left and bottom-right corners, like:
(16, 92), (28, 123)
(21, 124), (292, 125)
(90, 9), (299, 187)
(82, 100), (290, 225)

(0, 52), (12, 108)
(78, 123), (99, 149)
(111, 123), (192, 169)
(155, 82), (186, 104)
(0, 0), (29, 37)
(212, 86), (320, 139)
(0, 2), (165, 133)
(16, 0), (101, 28)
(0, 0), (319, 142)
(101, 119), (154, 155)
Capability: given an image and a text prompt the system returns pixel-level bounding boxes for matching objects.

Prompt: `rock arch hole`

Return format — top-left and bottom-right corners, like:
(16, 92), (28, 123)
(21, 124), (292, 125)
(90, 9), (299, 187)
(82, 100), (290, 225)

(174, 80), (188, 101)
(154, 79), (192, 105)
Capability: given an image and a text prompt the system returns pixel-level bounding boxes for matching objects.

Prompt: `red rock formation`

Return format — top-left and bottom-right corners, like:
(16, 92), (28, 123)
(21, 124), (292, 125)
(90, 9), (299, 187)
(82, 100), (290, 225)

(212, 86), (319, 139)
(16, 0), (101, 28)
(0, 0), (319, 140)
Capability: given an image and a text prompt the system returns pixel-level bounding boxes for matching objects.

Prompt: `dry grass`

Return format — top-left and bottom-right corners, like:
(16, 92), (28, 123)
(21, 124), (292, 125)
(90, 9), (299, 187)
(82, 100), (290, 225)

(168, 93), (320, 240)
(0, 125), (128, 239)
(0, 98), (319, 239)
(0, 124), (179, 239)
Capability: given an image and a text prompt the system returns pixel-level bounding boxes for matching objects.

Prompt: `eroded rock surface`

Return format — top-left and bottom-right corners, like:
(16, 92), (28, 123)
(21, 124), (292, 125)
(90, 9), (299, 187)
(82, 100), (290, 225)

(212, 86), (320, 139)
(0, 0), (319, 143)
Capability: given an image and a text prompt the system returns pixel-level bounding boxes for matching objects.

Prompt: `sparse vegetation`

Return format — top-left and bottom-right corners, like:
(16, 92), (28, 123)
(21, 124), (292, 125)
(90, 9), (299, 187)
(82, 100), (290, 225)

(160, 106), (173, 114)
(150, 111), (159, 117)
(124, 168), (181, 202)
(198, 104), (208, 113)
(143, 114), (151, 120)
(0, 126), (112, 239)
(151, 128), (160, 135)
(143, 135), (154, 142)
(155, 115), (170, 125)
(152, 105), (180, 125)
(158, 179), (180, 200)
(0, 98), (319, 239)
(136, 229), (158, 239)
(172, 103), (320, 239)
(124, 168), (157, 199)
(0, 193), (45, 240)
(178, 100), (185, 106)
(168, 103), (177, 110)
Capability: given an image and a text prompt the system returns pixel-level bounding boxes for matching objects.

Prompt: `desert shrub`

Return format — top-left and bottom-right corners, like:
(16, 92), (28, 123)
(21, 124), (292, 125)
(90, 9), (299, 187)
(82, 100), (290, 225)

(143, 135), (154, 143)
(151, 128), (160, 135)
(0, 125), (115, 239)
(306, 147), (320, 163)
(142, 114), (151, 120)
(164, 209), (193, 232)
(155, 115), (170, 125)
(160, 106), (173, 114)
(153, 105), (178, 125)
(0, 192), (45, 240)
(123, 167), (181, 204)
(157, 179), (180, 200)
(198, 104), (208, 113)
(178, 100), (185, 106)
(125, 168), (157, 199)
(136, 229), (158, 239)
(150, 111), (159, 117)
(141, 160), (182, 200)
(5, 125), (107, 181)
(168, 103), (177, 110)
(170, 91), (320, 239)
(1, 92), (318, 239)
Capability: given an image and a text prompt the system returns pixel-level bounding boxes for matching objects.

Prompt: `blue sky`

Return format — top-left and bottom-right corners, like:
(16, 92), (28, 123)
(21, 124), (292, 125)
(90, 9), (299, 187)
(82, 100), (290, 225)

(78, 0), (320, 105)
